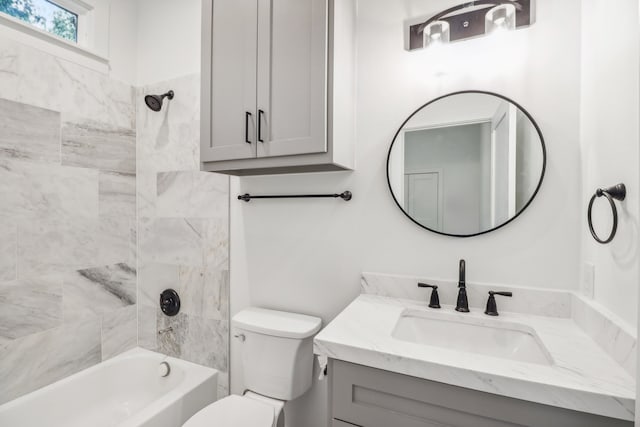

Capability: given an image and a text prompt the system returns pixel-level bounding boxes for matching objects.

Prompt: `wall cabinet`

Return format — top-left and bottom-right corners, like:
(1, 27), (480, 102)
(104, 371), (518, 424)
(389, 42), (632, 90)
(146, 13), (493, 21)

(330, 360), (632, 427)
(201, 0), (356, 176)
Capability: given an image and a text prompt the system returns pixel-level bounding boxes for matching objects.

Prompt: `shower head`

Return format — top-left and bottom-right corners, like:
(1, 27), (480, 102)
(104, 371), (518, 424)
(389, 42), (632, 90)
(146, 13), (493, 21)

(144, 90), (174, 112)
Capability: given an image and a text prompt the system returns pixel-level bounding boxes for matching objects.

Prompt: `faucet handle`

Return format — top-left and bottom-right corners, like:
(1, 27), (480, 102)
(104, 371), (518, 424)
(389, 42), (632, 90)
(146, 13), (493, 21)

(417, 283), (441, 309)
(485, 291), (513, 316)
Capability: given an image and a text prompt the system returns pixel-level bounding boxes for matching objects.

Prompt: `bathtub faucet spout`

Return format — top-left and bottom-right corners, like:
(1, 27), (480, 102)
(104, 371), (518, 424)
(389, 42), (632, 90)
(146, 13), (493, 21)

(158, 326), (173, 335)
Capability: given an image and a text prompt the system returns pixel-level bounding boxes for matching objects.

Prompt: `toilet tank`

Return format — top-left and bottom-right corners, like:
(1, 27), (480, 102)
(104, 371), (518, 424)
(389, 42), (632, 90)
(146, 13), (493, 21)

(232, 308), (322, 401)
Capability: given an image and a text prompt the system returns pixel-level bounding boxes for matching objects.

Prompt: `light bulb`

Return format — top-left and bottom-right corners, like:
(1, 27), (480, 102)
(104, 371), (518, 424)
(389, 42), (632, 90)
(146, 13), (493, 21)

(485, 4), (516, 35)
(423, 20), (450, 49)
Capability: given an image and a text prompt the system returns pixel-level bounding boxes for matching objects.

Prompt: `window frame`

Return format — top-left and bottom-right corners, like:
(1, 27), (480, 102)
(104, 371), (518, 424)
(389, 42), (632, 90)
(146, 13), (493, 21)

(0, 0), (107, 66)
(51, 0), (92, 45)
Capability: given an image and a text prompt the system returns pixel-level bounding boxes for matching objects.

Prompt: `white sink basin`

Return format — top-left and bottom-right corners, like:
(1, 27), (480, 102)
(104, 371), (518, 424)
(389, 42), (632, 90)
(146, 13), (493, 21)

(392, 310), (553, 366)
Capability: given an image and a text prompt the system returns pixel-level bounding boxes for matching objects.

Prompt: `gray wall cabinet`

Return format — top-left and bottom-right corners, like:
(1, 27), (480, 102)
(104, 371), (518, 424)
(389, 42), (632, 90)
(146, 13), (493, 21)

(330, 360), (632, 427)
(201, 0), (356, 176)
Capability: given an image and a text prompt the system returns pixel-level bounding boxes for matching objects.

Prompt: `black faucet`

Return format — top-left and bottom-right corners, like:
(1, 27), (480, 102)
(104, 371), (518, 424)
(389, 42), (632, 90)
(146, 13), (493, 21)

(417, 283), (441, 309)
(455, 259), (470, 312)
(485, 291), (513, 316)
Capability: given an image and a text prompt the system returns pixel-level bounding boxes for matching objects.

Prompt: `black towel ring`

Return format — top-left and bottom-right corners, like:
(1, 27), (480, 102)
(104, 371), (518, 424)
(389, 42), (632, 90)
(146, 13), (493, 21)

(587, 183), (626, 244)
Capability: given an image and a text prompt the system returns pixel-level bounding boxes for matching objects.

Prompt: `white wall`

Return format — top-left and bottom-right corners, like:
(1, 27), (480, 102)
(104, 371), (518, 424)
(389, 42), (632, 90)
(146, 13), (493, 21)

(230, 1), (584, 426)
(134, 0), (201, 85)
(580, 0), (639, 328)
(107, 0), (139, 85)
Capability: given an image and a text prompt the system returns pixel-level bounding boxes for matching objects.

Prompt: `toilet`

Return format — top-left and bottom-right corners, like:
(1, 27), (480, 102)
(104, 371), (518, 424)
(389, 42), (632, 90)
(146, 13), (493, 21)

(183, 307), (322, 427)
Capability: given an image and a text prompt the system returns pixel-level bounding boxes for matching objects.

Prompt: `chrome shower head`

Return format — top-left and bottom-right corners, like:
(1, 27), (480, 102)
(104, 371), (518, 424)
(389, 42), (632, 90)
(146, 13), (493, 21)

(144, 90), (174, 112)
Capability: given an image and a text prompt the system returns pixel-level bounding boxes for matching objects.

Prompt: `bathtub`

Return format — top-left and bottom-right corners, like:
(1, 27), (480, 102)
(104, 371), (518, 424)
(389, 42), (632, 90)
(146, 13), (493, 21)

(0, 347), (217, 427)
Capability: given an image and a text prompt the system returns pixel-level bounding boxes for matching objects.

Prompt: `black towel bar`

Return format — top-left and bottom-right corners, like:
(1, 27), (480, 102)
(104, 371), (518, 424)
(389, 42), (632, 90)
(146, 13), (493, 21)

(238, 191), (352, 202)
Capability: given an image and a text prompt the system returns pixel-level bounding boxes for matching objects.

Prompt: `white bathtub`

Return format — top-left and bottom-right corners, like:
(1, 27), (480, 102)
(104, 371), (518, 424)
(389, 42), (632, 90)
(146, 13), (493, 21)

(0, 347), (217, 427)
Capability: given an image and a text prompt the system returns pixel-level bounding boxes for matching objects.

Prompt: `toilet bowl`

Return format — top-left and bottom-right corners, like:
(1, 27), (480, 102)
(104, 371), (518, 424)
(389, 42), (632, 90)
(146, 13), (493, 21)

(183, 392), (284, 427)
(182, 307), (322, 427)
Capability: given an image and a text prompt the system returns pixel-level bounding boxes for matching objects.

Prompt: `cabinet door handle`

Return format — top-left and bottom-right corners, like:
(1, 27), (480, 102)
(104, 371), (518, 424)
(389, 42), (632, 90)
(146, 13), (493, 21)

(245, 112), (252, 144)
(258, 109), (265, 143)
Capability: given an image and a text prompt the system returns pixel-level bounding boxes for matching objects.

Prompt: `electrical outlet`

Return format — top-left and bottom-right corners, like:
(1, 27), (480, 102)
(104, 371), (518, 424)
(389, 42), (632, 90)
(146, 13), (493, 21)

(582, 263), (595, 299)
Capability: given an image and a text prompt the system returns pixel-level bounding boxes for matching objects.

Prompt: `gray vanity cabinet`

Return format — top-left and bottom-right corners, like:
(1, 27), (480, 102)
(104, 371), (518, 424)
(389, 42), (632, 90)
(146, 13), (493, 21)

(330, 360), (632, 427)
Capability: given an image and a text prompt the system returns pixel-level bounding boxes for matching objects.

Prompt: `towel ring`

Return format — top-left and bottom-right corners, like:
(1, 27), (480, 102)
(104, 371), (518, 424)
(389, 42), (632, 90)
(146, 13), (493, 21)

(587, 183), (626, 244)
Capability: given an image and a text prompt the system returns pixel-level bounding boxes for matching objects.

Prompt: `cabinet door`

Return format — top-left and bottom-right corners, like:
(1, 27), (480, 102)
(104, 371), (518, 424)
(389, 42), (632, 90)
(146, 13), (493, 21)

(256, 0), (328, 158)
(202, 0), (258, 162)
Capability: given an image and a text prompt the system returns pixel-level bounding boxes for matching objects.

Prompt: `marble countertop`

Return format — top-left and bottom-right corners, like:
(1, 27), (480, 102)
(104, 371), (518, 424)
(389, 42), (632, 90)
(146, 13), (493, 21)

(314, 294), (635, 421)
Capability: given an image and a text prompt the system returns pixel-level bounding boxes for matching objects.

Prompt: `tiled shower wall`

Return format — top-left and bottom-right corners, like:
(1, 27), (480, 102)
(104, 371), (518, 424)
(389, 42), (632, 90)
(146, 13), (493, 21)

(136, 74), (230, 397)
(0, 39), (137, 404)
(0, 40), (230, 404)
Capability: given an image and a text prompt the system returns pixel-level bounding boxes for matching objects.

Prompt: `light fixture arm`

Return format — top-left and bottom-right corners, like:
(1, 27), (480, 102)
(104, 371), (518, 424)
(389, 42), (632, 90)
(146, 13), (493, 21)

(417, 0), (523, 34)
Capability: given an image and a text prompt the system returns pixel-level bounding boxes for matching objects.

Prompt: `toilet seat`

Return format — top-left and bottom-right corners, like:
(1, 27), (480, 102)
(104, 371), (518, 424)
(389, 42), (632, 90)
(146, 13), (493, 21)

(183, 395), (275, 427)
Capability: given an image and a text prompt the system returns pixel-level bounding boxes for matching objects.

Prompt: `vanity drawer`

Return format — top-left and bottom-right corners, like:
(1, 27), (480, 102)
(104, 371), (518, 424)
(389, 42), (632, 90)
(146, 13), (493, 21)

(331, 360), (632, 427)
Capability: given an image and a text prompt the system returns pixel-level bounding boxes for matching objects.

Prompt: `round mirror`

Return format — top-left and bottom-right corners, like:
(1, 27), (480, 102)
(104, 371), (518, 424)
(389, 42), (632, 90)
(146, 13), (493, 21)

(387, 91), (546, 237)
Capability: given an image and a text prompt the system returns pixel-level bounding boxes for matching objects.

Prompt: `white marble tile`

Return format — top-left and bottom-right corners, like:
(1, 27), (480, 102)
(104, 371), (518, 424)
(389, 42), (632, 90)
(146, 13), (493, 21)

(99, 171), (136, 218)
(0, 318), (101, 404)
(138, 303), (158, 351)
(203, 218), (230, 271)
(157, 171), (229, 219)
(179, 267), (229, 321)
(17, 216), (130, 278)
(61, 116), (136, 174)
(572, 294), (637, 378)
(0, 158), (99, 220)
(101, 305), (137, 360)
(138, 218), (205, 266)
(0, 276), (63, 344)
(56, 60), (135, 130)
(128, 218), (137, 267)
(137, 171), (157, 219)
(0, 38), (135, 129)
(0, 98), (60, 164)
(136, 75), (200, 174)
(17, 217), (97, 277)
(362, 272), (573, 318)
(0, 38), (61, 114)
(63, 263), (136, 323)
(0, 224), (16, 282)
(157, 311), (228, 372)
(138, 263), (180, 307)
(98, 216), (132, 266)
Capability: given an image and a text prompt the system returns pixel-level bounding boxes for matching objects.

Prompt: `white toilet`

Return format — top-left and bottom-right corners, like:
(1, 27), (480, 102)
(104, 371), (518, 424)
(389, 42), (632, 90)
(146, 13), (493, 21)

(183, 307), (322, 427)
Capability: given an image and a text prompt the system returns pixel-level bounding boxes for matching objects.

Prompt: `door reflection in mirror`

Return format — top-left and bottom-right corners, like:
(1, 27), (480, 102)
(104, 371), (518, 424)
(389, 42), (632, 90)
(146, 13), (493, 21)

(387, 92), (545, 237)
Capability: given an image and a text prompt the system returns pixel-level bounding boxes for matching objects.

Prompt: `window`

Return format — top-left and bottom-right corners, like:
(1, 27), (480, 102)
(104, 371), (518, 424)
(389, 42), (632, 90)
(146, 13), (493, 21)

(0, 0), (78, 42)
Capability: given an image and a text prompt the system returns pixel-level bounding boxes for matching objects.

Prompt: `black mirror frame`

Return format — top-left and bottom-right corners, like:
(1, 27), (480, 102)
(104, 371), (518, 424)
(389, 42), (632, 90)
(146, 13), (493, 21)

(386, 90), (547, 238)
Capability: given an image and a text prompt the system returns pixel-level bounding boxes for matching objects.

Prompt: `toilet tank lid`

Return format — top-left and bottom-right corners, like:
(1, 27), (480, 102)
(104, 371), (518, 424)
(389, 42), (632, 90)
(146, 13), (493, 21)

(232, 307), (322, 339)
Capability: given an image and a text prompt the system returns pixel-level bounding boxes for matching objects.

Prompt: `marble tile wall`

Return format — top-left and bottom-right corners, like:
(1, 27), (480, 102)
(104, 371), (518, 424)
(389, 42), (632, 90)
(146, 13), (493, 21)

(136, 73), (230, 398)
(0, 39), (137, 404)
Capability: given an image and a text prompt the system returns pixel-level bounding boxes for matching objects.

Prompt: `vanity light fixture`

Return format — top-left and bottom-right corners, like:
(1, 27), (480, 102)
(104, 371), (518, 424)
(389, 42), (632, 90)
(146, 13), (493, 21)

(405, 0), (535, 51)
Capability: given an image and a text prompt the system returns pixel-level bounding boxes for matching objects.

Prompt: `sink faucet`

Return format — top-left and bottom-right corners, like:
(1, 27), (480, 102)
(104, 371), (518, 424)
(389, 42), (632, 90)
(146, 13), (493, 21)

(455, 259), (470, 312)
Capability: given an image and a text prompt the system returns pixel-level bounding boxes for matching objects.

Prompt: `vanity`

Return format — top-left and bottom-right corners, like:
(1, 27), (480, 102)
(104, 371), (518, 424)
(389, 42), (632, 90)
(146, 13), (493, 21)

(315, 273), (635, 427)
